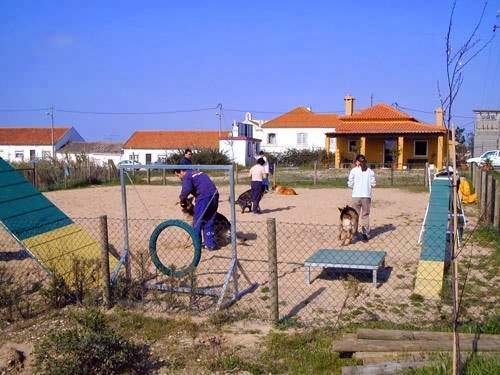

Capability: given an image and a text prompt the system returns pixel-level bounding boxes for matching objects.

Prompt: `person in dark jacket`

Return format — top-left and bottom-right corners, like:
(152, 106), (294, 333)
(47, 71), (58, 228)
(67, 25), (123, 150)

(175, 168), (219, 250)
(180, 149), (193, 165)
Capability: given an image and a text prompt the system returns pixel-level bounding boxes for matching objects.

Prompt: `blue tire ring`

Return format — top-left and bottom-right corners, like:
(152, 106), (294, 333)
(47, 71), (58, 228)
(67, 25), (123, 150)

(149, 219), (202, 278)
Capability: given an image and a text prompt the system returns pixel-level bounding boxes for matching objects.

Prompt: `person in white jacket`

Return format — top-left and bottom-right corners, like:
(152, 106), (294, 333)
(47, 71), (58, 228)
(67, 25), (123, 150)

(347, 154), (376, 241)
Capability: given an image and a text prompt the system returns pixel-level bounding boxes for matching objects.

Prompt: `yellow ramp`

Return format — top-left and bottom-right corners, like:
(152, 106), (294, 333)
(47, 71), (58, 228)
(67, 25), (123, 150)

(414, 260), (445, 299)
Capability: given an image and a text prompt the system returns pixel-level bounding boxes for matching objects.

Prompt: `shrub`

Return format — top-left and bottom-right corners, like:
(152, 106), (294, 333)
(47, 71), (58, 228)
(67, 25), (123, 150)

(274, 148), (332, 167)
(166, 148), (230, 165)
(34, 308), (150, 374)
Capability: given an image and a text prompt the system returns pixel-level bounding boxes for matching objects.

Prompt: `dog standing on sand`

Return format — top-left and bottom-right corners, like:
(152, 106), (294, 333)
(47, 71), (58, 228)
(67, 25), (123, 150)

(338, 205), (359, 245)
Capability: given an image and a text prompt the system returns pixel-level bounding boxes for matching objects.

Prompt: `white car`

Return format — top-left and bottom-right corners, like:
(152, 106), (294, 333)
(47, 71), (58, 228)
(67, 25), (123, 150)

(466, 150), (500, 167)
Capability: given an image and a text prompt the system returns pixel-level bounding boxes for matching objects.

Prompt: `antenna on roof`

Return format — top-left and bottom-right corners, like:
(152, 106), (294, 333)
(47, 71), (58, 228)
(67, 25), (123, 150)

(216, 103), (223, 137)
(370, 93), (374, 107)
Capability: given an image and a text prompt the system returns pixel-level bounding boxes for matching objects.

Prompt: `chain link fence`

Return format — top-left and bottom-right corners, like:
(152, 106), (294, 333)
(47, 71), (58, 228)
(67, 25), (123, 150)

(1, 210), (497, 329)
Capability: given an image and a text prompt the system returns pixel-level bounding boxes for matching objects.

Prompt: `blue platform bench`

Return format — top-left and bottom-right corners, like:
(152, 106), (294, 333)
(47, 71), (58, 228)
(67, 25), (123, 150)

(304, 249), (387, 287)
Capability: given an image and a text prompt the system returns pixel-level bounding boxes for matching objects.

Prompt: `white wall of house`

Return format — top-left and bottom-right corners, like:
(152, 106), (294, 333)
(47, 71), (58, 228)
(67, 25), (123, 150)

(219, 138), (259, 166)
(259, 128), (336, 153)
(0, 145), (53, 162)
(122, 149), (177, 164)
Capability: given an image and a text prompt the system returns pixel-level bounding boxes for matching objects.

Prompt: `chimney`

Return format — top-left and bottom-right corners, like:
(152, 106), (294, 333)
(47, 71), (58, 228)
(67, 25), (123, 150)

(435, 107), (444, 126)
(344, 95), (355, 116)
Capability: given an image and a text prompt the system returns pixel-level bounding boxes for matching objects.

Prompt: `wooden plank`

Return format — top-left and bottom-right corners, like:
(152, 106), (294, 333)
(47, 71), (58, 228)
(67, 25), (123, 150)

(356, 329), (500, 342)
(332, 338), (500, 352)
(341, 361), (428, 375)
(353, 351), (429, 365)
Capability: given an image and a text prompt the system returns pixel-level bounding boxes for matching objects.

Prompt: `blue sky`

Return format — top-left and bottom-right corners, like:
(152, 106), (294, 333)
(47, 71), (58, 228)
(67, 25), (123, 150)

(1, 0), (499, 141)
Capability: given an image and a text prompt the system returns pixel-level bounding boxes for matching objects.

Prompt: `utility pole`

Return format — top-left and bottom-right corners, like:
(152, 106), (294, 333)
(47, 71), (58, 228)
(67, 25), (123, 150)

(216, 103), (223, 137)
(47, 106), (55, 158)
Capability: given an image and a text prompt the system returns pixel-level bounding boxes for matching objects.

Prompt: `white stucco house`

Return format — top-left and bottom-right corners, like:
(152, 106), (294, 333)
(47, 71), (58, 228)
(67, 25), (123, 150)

(0, 127), (84, 162)
(232, 107), (339, 155)
(57, 141), (124, 166)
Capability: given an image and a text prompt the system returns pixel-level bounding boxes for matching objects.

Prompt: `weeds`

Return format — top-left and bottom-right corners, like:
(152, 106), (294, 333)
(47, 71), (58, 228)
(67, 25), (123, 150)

(34, 308), (152, 374)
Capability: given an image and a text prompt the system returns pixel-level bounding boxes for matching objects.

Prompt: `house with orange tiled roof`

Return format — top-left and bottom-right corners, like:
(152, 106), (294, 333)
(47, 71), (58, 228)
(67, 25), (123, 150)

(326, 96), (448, 170)
(122, 130), (227, 164)
(0, 127), (84, 162)
(258, 107), (341, 153)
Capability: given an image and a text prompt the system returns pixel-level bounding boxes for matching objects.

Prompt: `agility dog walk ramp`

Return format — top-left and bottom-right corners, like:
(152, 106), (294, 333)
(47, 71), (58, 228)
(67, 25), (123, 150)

(414, 175), (465, 299)
(0, 157), (118, 283)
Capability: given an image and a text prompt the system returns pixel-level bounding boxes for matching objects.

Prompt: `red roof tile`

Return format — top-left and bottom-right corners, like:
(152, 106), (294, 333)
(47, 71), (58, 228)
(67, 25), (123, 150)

(341, 104), (415, 121)
(263, 107), (342, 128)
(0, 127), (71, 145)
(123, 131), (223, 149)
(332, 121), (447, 135)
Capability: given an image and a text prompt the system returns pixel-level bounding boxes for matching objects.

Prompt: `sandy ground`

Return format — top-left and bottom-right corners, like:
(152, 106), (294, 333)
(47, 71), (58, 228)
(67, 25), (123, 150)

(2, 184), (434, 324)
(44, 184), (428, 226)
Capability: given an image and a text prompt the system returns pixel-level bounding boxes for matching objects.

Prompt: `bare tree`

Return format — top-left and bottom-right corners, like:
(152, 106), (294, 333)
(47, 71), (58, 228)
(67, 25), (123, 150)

(438, 2), (495, 375)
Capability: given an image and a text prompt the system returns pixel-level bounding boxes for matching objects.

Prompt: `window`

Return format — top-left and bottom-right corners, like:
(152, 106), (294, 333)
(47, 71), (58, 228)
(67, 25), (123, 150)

(42, 151), (51, 159)
(130, 153), (139, 162)
(297, 133), (308, 146)
(414, 140), (428, 157)
(348, 140), (359, 153)
(15, 151), (24, 161)
(30, 150), (36, 160)
(268, 133), (276, 145)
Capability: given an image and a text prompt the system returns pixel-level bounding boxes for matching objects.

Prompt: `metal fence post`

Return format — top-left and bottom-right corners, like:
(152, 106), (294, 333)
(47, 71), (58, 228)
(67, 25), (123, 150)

(267, 218), (279, 322)
(99, 215), (111, 308)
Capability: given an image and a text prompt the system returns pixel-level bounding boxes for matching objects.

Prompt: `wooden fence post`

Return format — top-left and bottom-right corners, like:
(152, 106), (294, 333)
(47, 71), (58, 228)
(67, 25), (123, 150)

(424, 163), (429, 188)
(494, 179), (500, 230)
(486, 175), (494, 224)
(313, 161), (318, 186)
(267, 218), (279, 322)
(99, 215), (112, 308)
(147, 169), (151, 184)
(480, 170), (487, 217)
(162, 168), (166, 185)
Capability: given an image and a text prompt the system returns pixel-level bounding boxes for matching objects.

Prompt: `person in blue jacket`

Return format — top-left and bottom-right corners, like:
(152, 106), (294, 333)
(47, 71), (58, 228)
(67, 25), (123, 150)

(175, 168), (219, 250)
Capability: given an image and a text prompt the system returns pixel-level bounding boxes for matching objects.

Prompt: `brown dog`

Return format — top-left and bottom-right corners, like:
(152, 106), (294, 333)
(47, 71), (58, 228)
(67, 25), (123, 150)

(272, 183), (298, 195)
(179, 196), (246, 246)
(338, 205), (359, 246)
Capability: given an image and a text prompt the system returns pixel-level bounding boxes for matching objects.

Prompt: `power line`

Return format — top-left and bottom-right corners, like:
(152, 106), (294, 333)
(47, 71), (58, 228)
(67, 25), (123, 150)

(0, 107), (50, 112)
(56, 106), (219, 115)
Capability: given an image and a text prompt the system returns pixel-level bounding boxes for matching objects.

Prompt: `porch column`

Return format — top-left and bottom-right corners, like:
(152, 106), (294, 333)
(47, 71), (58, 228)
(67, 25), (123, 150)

(397, 136), (404, 170)
(334, 139), (340, 168)
(324, 135), (330, 168)
(437, 135), (444, 170)
(360, 136), (366, 156)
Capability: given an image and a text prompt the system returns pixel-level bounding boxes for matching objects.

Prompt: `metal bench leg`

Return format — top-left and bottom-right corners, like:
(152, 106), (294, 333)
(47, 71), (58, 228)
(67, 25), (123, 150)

(372, 269), (377, 287)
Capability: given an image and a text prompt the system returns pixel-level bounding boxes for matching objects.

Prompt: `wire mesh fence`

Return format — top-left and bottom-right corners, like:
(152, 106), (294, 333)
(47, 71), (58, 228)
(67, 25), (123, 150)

(1, 214), (497, 329)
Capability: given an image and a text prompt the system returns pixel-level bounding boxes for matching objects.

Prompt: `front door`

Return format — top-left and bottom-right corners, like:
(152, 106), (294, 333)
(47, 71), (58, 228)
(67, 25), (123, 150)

(145, 153), (152, 164)
(30, 149), (36, 161)
(383, 140), (397, 168)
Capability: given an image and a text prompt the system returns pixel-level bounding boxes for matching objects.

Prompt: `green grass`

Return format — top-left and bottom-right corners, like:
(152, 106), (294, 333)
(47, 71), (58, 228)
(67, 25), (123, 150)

(210, 330), (360, 374)
(399, 353), (500, 375)
(110, 308), (199, 342)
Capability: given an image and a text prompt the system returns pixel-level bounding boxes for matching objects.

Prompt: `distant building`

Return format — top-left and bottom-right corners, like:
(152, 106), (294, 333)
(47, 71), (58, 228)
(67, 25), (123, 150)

(57, 141), (123, 166)
(472, 109), (500, 156)
(0, 127), (84, 162)
(122, 130), (223, 164)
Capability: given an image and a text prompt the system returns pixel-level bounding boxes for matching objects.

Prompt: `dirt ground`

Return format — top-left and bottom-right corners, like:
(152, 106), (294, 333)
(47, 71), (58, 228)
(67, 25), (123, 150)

(44, 184), (428, 226)
(41, 185), (430, 322)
